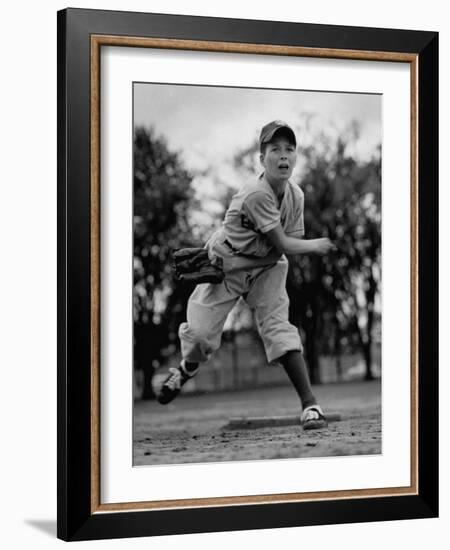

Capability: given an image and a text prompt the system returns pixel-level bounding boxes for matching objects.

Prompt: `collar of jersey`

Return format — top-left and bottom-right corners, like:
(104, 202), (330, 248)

(259, 172), (289, 208)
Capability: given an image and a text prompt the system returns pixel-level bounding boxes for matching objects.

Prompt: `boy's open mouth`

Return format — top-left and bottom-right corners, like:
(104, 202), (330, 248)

(278, 164), (289, 170)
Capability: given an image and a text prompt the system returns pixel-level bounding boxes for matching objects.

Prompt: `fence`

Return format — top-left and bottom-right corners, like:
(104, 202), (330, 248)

(134, 329), (381, 400)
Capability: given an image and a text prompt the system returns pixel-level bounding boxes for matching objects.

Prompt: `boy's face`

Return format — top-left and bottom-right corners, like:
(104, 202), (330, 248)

(260, 135), (297, 183)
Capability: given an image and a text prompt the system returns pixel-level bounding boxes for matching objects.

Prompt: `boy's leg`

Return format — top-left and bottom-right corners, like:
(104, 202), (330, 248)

(179, 279), (240, 363)
(158, 276), (240, 404)
(184, 361), (199, 373)
(279, 350), (316, 410)
(246, 259), (327, 429)
(246, 258), (301, 365)
(279, 351), (326, 429)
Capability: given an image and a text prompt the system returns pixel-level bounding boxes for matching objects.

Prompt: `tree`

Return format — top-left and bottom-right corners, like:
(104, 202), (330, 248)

(287, 131), (381, 382)
(232, 120), (381, 383)
(133, 127), (197, 398)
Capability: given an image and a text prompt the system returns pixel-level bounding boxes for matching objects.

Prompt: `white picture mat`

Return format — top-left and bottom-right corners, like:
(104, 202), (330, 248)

(100, 46), (411, 504)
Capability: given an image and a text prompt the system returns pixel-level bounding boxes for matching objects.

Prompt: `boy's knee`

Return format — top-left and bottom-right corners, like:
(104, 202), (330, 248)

(179, 322), (218, 350)
(179, 322), (218, 363)
(259, 320), (302, 363)
(179, 322), (203, 343)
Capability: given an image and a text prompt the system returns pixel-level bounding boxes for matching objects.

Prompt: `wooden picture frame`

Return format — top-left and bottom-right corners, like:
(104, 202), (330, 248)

(57, 8), (438, 541)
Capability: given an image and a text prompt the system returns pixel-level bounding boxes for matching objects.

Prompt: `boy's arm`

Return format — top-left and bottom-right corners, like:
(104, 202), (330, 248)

(266, 224), (333, 256)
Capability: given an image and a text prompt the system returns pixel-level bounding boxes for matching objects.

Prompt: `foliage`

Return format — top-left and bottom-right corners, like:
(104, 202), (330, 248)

(133, 119), (382, 397)
(233, 121), (382, 382)
(133, 127), (198, 397)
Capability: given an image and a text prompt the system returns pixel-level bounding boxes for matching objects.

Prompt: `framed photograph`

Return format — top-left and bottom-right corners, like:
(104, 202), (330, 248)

(57, 8), (438, 541)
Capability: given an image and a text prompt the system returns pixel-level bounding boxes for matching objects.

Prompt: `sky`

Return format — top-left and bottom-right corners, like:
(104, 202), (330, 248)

(134, 82), (381, 172)
(133, 82), (381, 227)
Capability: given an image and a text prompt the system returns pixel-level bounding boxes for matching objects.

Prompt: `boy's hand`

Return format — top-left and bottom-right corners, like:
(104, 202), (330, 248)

(311, 238), (335, 255)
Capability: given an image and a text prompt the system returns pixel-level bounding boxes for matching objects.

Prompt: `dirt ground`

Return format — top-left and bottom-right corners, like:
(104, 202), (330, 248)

(133, 380), (381, 466)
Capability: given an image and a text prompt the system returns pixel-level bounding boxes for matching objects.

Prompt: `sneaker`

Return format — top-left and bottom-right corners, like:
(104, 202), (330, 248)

(301, 404), (328, 430)
(157, 363), (198, 405)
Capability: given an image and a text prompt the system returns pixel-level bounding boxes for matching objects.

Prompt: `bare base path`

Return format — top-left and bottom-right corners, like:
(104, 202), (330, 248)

(133, 380), (381, 466)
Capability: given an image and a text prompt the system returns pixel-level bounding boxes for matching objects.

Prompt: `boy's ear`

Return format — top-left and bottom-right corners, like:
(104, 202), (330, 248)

(259, 152), (265, 166)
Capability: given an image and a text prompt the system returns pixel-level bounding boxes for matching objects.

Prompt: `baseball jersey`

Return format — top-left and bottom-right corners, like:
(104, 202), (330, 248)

(222, 173), (305, 257)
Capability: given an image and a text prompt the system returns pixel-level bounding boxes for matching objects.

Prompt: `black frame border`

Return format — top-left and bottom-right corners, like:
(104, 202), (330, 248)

(57, 8), (438, 541)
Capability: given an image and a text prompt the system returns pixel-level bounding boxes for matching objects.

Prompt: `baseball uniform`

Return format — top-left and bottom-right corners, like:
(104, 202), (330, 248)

(178, 173), (305, 365)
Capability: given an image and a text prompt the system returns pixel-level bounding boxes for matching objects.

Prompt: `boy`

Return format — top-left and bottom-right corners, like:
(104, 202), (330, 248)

(158, 121), (334, 430)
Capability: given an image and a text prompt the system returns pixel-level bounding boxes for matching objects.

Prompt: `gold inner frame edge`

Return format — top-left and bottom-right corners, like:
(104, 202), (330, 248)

(90, 34), (419, 514)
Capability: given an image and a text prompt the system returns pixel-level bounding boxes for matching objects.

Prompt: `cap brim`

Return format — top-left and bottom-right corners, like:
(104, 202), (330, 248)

(262, 126), (296, 145)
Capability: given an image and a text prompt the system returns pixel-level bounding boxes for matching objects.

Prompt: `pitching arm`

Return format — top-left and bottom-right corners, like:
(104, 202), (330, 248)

(266, 224), (334, 256)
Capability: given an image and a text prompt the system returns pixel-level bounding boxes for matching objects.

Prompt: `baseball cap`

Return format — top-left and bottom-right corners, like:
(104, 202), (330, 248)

(259, 120), (297, 151)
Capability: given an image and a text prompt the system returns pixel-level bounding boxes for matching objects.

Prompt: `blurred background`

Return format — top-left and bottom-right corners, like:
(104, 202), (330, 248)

(133, 83), (381, 400)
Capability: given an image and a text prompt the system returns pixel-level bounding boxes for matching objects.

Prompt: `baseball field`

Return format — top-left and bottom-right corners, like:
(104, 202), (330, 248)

(133, 379), (381, 465)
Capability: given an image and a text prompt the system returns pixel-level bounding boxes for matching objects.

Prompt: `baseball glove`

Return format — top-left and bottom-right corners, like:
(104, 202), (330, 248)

(172, 248), (225, 285)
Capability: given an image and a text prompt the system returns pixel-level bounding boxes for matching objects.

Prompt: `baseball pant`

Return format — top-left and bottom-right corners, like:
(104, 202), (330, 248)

(178, 256), (302, 365)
